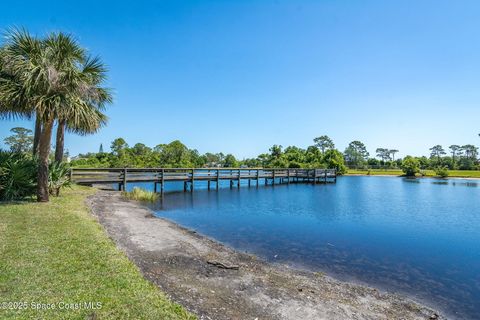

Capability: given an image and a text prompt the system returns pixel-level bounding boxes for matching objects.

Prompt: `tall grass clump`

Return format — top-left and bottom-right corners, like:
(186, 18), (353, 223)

(122, 187), (159, 202)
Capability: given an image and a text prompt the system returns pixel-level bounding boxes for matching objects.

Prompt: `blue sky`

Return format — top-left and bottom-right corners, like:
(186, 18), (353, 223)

(1, 0), (479, 158)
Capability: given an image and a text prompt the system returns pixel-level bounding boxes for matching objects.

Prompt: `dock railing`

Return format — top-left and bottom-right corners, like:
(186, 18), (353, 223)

(71, 167), (336, 192)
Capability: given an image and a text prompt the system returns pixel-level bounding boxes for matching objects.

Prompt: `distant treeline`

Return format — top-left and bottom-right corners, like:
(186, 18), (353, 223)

(68, 135), (479, 172)
(3, 129), (479, 173)
(70, 137), (347, 173)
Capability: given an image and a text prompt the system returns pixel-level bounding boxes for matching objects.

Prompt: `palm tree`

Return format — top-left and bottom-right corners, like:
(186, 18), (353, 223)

(0, 29), (111, 202)
(54, 55), (112, 162)
(0, 31), (41, 149)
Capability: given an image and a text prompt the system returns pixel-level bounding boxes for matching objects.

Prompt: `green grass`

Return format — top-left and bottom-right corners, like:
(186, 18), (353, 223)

(122, 187), (159, 203)
(347, 169), (404, 176)
(0, 186), (195, 320)
(346, 169), (480, 178)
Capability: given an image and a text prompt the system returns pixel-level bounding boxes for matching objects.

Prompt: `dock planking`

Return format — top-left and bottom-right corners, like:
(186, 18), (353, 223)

(71, 168), (337, 193)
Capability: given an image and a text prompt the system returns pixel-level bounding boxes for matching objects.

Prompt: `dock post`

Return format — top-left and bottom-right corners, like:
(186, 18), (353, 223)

(208, 180), (211, 190)
(216, 169), (220, 190)
(191, 169), (194, 192)
(122, 168), (127, 191)
(313, 169), (317, 184)
(248, 170), (251, 187)
(324, 170), (328, 183)
(154, 182), (157, 193)
(238, 169), (241, 188)
(272, 169), (276, 186)
(161, 169), (165, 195)
(184, 181), (187, 191)
(287, 169), (290, 184)
(256, 169), (260, 187)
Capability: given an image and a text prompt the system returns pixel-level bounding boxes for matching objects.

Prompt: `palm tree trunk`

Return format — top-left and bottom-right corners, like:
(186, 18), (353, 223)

(37, 117), (54, 202)
(55, 119), (66, 163)
(33, 114), (42, 157)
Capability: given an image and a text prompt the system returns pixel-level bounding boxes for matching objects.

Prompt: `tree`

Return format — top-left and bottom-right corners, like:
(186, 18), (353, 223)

(461, 144), (478, 160)
(429, 145), (446, 160)
(389, 149), (399, 161)
(0, 29), (111, 201)
(54, 53), (111, 163)
(223, 154), (238, 167)
(283, 146), (305, 165)
(158, 140), (191, 167)
(313, 135), (334, 154)
(111, 138), (129, 156)
(3, 127), (33, 153)
(344, 141), (369, 167)
(375, 148), (391, 162)
(449, 145), (461, 162)
(401, 156), (420, 177)
(0, 32), (40, 156)
(322, 149), (347, 174)
(131, 143), (151, 156)
(269, 145), (283, 158)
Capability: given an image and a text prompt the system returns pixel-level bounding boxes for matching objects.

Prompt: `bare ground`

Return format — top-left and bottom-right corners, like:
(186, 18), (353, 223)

(87, 190), (445, 320)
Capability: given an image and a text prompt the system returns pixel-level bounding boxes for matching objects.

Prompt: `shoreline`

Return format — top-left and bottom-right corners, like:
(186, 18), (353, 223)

(345, 173), (480, 180)
(87, 189), (446, 320)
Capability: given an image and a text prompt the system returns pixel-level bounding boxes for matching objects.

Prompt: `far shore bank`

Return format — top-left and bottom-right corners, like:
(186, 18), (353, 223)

(87, 189), (446, 320)
(345, 170), (480, 180)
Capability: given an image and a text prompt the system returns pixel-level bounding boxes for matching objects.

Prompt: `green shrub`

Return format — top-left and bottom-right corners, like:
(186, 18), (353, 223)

(0, 150), (37, 201)
(322, 149), (347, 175)
(0, 150), (73, 200)
(401, 156), (420, 177)
(434, 166), (449, 178)
(122, 187), (159, 202)
(48, 161), (72, 196)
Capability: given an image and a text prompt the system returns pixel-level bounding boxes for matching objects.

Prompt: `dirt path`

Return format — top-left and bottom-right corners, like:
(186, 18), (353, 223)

(87, 190), (444, 320)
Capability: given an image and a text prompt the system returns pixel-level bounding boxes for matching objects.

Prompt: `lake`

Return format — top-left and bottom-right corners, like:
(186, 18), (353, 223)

(133, 176), (480, 319)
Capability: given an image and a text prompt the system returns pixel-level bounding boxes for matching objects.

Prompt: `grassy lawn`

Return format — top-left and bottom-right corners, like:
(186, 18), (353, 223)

(347, 169), (404, 176)
(0, 186), (195, 320)
(346, 169), (480, 178)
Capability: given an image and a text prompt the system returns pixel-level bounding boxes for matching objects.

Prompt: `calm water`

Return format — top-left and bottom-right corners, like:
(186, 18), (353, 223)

(135, 176), (479, 319)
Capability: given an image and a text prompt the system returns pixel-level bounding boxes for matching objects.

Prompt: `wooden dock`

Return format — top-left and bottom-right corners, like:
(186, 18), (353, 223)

(71, 168), (337, 193)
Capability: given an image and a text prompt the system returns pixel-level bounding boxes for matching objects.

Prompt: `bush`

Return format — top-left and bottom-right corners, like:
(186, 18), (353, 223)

(0, 150), (73, 201)
(434, 166), (449, 178)
(401, 156), (420, 177)
(0, 150), (37, 201)
(322, 149), (347, 175)
(457, 157), (476, 170)
(122, 187), (159, 203)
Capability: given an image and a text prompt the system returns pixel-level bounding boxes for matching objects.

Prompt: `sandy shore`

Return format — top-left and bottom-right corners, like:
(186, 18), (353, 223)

(87, 190), (445, 320)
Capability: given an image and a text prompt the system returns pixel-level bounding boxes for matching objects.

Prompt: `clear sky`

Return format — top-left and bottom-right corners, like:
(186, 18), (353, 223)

(1, 0), (479, 159)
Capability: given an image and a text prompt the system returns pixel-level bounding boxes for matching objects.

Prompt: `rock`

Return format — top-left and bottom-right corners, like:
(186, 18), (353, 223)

(207, 260), (239, 270)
